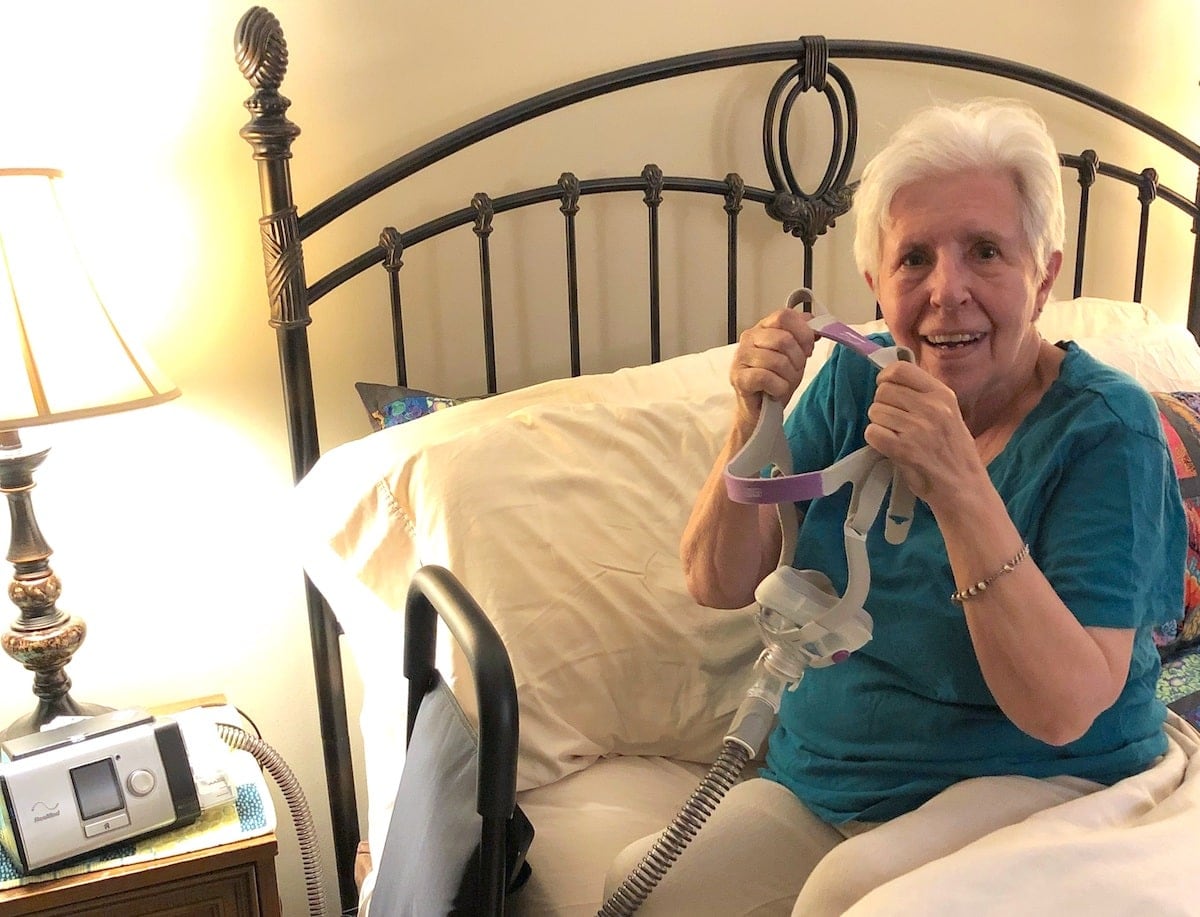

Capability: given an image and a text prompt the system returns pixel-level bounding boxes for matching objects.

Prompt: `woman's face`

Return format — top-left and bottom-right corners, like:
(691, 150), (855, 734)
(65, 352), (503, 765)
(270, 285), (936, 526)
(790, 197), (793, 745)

(867, 168), (1060, 412)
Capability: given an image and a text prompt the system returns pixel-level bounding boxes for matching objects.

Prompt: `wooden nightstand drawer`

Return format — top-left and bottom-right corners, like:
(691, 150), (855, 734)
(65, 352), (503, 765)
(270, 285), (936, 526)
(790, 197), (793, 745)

(0, 833), (280, 916)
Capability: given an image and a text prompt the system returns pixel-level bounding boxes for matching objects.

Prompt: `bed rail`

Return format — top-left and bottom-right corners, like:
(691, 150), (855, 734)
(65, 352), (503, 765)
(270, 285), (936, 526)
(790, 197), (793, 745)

(232, 7), (1200, 908)
(403, 565), (519, 915)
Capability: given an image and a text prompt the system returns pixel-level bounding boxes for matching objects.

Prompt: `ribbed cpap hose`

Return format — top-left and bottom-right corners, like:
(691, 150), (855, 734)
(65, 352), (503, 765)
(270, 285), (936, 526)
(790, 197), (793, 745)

(596, 629), (826, 915)
(218, 723), (328, 917)
(597, 739), (753, 916)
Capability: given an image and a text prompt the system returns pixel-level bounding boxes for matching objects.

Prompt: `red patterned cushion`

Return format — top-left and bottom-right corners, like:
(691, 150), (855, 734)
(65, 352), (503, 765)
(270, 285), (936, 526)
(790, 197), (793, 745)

(1153, 391), (1200, 659)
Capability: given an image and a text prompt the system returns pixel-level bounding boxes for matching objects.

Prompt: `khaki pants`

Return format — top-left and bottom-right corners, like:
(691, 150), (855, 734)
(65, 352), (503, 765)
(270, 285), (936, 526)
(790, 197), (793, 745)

(603, 773), (1099, 916)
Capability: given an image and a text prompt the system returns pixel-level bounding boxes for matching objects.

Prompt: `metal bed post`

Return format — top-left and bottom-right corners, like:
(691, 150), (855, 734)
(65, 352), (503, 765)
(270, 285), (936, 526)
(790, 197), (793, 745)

(379, 227), (409, 386)
(472, 193), (499, 394)
(642, 164), (664, 363)
(724, 173), (745, 344)
(1071, 150), (1099, 299)
(234, 8), (360, 912)
(558, 172), (583, 377)
(1133, 168), (1159, 303)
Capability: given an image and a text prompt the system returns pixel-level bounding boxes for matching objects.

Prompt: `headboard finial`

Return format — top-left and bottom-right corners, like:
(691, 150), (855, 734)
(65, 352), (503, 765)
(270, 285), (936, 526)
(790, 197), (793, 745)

(234, 6), (306, 327)
(235, 6), (289, 91)
(235, 6), (300, 163)
(558, 172), (581, 216)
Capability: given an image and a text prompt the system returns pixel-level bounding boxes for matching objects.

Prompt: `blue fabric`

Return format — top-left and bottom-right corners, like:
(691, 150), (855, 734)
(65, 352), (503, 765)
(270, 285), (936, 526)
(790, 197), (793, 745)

(761, 336), (1186, 824)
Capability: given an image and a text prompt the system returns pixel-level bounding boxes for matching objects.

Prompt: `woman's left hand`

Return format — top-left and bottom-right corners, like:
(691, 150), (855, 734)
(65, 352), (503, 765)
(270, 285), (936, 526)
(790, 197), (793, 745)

(863, 361), (989, 508)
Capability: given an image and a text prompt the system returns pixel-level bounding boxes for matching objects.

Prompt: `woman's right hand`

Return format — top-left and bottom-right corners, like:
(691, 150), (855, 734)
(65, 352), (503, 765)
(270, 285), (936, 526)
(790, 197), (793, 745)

(730, 307), (818, 432)
(682, 306), (818, 608)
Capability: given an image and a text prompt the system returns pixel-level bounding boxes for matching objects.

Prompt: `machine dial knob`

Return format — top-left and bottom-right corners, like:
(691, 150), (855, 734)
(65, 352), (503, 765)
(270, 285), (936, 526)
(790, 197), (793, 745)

(126, 769), (156, 797)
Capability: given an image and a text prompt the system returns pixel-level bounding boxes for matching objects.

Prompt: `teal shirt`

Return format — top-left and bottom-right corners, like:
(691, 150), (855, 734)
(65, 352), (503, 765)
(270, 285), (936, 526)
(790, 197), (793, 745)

(762, 336), (1186, 824)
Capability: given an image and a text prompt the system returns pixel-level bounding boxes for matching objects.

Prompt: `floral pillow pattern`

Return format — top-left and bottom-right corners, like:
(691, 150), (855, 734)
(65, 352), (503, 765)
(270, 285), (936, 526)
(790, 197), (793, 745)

(1153, 391), (1200, 659)
(355, 382), (461, 432)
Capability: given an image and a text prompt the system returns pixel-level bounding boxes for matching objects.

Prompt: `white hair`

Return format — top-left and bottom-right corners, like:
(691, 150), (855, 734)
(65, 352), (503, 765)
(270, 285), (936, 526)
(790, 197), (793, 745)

(852, 99), (1066, 284)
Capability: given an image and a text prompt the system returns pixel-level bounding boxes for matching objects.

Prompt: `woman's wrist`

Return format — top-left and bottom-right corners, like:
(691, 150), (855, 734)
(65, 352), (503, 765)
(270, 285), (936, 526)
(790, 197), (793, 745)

(950, 542), (1031, 604)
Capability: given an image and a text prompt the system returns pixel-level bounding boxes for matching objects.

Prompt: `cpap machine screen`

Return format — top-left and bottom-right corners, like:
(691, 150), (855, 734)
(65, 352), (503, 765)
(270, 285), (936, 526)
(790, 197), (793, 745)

(69, 759), (124, 821)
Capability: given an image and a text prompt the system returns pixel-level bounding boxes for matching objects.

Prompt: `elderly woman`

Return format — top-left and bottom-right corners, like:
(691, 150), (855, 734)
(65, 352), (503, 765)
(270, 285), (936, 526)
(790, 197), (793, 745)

(606, 99), (1186, 915)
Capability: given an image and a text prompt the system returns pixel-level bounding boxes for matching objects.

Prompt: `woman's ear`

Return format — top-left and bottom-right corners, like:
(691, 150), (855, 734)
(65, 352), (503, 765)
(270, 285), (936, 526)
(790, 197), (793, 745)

(1035, 252), (1063, 313)
(864, 271), (876, 294)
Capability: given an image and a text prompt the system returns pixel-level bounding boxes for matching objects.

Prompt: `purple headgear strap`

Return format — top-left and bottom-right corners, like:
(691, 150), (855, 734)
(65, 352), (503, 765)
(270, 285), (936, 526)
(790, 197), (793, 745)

(723, 291), (912, 507)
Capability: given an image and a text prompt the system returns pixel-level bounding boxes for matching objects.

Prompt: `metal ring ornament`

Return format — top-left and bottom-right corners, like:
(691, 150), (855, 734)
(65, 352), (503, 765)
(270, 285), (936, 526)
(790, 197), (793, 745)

(762, 57), (858, 200)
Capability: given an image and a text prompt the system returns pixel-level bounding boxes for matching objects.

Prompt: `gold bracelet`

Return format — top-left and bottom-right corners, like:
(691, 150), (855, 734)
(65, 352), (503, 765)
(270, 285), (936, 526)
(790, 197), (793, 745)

(950, 543), (1030, 604)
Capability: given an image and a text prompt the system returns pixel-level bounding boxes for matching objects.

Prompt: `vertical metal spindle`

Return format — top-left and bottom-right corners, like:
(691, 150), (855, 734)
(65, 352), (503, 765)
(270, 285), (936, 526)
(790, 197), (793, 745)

(379, 227), (407, 386)
(472, 192), (498, 393)
(559, 172), (582, 377)
(724, 173), (745, 344)
(1073, 150), (1099, 298)
(1133, 168), (1158, 303)
(643, 164), (664, 363)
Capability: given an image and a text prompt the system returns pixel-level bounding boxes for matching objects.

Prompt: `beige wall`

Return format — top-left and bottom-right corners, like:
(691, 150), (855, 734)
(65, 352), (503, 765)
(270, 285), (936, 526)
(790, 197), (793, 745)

(0, 1), (1196, 912)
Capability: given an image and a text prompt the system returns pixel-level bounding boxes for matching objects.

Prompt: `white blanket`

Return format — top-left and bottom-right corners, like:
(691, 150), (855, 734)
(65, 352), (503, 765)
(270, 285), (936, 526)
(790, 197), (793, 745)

(847, 710), (1200, 916)
(508, 713), (1200, 915)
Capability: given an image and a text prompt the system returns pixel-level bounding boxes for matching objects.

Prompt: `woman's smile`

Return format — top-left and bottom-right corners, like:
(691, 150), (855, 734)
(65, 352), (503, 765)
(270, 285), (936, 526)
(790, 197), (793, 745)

(920, 331), (987, 350)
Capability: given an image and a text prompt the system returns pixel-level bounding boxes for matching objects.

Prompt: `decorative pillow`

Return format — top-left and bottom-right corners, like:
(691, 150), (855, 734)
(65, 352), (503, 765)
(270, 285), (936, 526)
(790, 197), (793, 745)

(1153, 391), (1200, 659)
(355, 381), (460, 431)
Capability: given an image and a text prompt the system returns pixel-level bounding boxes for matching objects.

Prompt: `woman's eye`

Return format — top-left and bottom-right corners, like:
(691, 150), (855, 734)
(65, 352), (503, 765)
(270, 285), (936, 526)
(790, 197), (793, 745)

(900, 251), (928, 268)
(977, 242), (1000, 260)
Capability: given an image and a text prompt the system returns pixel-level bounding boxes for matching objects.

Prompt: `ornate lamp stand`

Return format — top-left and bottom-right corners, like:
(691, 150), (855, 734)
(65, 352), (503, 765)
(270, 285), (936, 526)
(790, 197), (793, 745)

(1, 430), (109, 739)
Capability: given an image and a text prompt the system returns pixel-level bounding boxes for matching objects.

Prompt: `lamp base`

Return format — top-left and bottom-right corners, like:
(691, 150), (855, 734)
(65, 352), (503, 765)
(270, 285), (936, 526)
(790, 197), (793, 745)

(2, 430), (111, 743)
(1, 609), (113, 741)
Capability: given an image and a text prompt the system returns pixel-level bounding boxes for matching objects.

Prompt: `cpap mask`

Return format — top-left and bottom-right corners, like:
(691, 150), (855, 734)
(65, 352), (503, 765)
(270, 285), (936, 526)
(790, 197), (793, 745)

(721, 289), (914, 748)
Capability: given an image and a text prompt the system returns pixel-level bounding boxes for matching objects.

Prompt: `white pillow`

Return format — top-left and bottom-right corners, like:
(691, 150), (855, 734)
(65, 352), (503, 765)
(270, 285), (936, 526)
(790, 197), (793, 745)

(1071, 324), (1200, 391)
(394, 392), (759, 789)
(1036, 296), (1163, 340)
(295, 345), (756, 856)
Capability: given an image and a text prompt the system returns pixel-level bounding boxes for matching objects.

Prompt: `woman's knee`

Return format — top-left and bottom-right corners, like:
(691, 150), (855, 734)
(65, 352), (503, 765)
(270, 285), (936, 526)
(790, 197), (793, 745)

(792, 834), (881, 917)
(602, 778), (841, 916)
(602, 830), (661, 900)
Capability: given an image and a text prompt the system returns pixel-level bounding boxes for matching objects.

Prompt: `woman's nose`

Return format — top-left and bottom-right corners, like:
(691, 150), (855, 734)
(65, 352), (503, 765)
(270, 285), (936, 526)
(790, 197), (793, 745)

(928, 255), (970, 308)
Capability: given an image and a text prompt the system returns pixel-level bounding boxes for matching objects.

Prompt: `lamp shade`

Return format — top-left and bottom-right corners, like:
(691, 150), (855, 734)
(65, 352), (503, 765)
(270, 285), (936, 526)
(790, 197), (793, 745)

(0, 168), (178, 429)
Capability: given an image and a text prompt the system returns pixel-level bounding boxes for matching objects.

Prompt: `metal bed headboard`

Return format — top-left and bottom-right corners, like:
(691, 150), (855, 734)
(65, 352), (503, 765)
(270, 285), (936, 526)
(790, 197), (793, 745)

(232, 6), (1200, 908)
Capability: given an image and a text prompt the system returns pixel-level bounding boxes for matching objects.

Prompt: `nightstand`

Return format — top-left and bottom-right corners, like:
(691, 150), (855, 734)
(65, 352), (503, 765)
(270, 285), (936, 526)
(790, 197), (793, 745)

(0, 697), (282, 915)
(0, 831), (281, 916)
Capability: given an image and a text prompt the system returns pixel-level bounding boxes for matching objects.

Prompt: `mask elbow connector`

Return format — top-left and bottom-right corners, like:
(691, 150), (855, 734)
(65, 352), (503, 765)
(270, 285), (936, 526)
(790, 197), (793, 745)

(724, 656), (791, 756)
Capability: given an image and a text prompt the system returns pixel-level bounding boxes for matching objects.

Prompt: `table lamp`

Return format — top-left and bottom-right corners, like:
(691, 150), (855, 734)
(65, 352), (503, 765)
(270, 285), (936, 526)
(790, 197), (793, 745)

(0, 168), (179, 739)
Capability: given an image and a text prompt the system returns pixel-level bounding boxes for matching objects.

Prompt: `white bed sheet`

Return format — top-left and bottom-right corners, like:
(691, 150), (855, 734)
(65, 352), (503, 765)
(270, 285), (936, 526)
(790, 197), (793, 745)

(513, 756), (711, 915)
